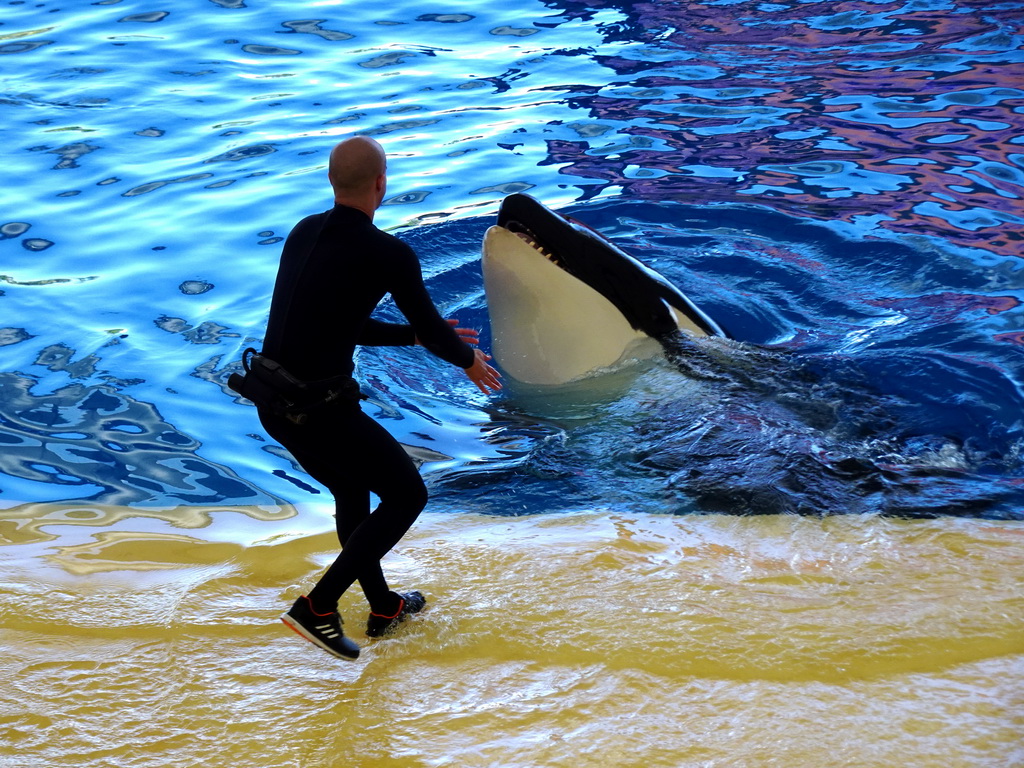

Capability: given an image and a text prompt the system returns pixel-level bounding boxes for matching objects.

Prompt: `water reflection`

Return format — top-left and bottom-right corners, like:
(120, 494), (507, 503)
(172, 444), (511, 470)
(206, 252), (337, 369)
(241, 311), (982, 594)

(0, 329), (34, 346)
(0, 222), (32, 239)
(0, 0), (1020, 521)
(123, 173), (215, 197)
(155, 317), (238, 345)
(46, 142), (101, 169)
(0, 501), (287, 550)
(537, 0), (1024, 258)
(0, 372), (284, 512)
(117, 12), (170, 24)
(278, 20), (353, 42)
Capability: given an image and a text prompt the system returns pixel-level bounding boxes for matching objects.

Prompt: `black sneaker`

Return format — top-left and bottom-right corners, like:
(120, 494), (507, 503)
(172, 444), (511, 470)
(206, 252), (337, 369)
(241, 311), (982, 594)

(281, 595), (360, 661)
(366, 591), (426, 638)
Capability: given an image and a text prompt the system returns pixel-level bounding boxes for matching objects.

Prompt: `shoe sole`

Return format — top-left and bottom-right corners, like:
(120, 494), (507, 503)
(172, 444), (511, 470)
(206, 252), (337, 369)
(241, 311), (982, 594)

(281, 614), (360, 661)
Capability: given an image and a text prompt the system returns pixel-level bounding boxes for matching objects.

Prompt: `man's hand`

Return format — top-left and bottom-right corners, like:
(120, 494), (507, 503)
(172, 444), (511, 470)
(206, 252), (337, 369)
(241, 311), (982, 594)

(416, 318), (480, 346)
(448, 318), (480, 346)
(464, 348), (502, 395)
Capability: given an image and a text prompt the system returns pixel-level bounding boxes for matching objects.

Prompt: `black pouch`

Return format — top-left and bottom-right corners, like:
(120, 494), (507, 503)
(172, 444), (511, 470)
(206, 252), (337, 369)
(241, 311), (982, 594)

(228, 348), (361, 424)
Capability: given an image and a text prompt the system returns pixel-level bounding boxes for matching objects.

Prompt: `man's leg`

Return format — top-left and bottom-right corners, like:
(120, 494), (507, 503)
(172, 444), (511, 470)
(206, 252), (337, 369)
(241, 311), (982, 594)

(331, 484), (393, 611)
(304, 409), (427, 613)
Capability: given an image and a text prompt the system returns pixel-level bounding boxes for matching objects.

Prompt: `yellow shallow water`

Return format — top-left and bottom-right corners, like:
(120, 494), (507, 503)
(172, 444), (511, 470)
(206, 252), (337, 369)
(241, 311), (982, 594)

(1, 503), (1022, 767)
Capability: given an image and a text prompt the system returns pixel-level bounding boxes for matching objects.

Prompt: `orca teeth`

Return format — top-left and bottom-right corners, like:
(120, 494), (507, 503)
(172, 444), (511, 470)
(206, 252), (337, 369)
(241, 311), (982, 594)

(513, 229), (549, 257)
(507, 223), (558, 264)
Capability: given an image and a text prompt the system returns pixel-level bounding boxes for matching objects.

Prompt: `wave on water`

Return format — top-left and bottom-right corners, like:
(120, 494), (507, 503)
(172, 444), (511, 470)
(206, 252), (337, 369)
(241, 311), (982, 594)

(418, 199), (1024, 520)
(3, 193), (1021, 520)
(0, 0), (1022, 522)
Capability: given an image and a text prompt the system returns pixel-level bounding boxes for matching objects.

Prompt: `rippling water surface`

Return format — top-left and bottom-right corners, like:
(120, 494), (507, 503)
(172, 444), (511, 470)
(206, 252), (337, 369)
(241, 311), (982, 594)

(2, 0), (1023, 766)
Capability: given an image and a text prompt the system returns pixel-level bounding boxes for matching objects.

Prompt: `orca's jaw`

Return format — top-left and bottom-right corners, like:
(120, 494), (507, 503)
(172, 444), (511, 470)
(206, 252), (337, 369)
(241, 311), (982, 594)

(482, 226), (649, 385)
(482, 194), (727, 385)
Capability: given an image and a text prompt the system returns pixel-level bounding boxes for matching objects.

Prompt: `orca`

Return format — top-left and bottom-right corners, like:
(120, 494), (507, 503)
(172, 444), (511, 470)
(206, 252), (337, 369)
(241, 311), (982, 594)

(482, 193), (728, 385)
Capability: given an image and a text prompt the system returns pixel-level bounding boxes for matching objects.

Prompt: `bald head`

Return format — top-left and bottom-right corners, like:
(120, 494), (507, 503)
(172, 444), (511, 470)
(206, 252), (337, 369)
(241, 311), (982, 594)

(328, 136), (387, 201)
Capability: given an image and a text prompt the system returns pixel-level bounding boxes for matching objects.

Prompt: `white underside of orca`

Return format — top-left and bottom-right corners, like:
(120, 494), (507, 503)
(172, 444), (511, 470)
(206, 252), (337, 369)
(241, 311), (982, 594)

(483, 226), (656, 385)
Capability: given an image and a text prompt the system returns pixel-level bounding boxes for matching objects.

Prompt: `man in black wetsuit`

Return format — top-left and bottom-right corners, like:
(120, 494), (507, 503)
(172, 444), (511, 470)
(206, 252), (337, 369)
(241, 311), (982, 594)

(262, 136), (501, 661)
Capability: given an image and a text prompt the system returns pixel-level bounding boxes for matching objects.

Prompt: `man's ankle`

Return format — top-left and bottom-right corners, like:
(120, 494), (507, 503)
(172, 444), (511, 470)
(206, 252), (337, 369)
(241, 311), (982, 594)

(369, 591), (404, 619)
(305, 594), (337, 616)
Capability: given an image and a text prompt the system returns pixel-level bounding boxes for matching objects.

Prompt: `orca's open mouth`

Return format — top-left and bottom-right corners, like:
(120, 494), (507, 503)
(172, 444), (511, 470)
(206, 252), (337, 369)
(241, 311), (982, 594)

(503, 220), (561, 267)
(482, 193), (728, 385)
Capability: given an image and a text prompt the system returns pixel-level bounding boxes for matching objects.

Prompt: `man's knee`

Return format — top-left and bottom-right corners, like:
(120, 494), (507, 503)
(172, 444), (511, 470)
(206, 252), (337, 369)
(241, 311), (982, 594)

(363, 466), (427, 510)
(395, 476), (428, 512)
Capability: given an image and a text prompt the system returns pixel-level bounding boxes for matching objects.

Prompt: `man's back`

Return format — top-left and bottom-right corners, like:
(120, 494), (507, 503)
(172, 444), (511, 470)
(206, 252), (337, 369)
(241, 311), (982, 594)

(263, 204), (472, 382)
(264, 205), (411, 381)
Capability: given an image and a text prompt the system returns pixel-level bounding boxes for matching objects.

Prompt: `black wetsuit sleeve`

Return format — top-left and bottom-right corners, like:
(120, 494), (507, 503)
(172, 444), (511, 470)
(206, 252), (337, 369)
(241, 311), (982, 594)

(358, 318), (415, 346)
(389, 245), (475, 369)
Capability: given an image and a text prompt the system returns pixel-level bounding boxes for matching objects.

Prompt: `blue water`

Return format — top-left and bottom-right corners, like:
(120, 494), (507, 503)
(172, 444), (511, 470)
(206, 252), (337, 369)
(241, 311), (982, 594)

(1, 0), (1023, 520)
